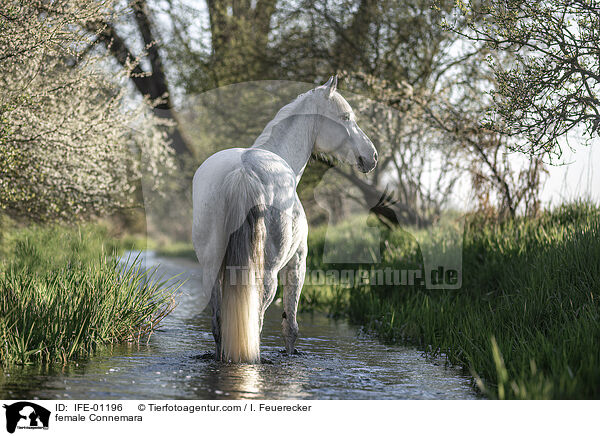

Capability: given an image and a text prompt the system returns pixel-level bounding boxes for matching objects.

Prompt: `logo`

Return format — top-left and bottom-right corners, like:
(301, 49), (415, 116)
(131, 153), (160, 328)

(3, 402), (50, 433)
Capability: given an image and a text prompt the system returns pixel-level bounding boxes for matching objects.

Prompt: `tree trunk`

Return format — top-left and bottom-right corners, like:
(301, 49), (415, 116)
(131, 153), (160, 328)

(88, 0), (194, 158)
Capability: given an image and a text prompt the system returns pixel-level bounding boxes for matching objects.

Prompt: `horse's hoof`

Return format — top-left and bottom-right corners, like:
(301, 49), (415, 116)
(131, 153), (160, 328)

(279, 348), (303, 356)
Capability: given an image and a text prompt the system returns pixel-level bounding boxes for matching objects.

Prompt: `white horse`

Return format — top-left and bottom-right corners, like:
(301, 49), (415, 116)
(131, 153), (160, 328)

(192, 76), (377, 363)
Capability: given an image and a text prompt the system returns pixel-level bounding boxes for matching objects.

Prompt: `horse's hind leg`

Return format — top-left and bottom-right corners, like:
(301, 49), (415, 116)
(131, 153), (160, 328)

(280, 241), (307, 354)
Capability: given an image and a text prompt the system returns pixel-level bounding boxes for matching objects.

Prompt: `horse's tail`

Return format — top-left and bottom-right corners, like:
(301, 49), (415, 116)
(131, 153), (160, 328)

(219, 165), (266, 363)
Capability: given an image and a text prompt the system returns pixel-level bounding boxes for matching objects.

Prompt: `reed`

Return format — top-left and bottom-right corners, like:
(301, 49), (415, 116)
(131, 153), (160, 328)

(0, 223), (178, 365)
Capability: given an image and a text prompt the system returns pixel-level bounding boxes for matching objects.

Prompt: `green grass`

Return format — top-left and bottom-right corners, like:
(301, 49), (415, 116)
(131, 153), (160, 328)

(306, 202), (600, 399)
(0, 221), (178, 365)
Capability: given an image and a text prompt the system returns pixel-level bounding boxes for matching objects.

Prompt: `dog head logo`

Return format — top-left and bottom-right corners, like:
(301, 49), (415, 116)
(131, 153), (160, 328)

(3, 402), (50, 433)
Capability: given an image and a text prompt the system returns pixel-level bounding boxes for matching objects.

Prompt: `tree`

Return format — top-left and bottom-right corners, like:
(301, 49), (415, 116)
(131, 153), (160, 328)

(85, 0), (194, 157)
(342, 58), (547, 219)
(163, 0), (278, 93)
(443, 0), (600, 154)
(0, 0), (175, 221)
(157, 0), (547, 223)
(162, 0), (475, 224)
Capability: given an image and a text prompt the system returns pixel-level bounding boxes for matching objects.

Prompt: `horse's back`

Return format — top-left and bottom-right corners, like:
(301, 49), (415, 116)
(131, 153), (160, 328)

(193, 147), (296, 214)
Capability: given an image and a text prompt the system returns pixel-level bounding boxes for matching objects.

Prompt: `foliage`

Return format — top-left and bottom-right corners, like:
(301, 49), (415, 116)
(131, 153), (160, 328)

(343, 70), (547, 218)
(0, 0), (176, 222)
(443, 0), (600, 153)
(152, 0), (550, 222)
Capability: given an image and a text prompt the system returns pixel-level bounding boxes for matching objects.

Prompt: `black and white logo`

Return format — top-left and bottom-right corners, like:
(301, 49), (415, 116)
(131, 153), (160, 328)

(3, 402), (50, 433)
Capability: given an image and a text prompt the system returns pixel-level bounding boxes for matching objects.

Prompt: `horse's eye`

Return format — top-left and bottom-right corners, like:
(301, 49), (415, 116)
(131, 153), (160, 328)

(341, 113), (351, 121)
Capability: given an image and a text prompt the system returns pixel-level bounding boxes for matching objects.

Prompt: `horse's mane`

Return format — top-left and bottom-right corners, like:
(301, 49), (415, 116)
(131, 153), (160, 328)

(252, 89), (317, 148)
(252, 87), (352, 149)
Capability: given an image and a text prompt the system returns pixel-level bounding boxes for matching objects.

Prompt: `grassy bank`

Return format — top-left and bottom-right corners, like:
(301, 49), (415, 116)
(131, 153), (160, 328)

(0, 222), (178, 365)
(305, 203), (600, 399)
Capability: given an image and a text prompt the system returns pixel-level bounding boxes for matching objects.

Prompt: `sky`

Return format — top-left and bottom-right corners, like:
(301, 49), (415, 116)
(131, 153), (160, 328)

(540, 136), (600, 207)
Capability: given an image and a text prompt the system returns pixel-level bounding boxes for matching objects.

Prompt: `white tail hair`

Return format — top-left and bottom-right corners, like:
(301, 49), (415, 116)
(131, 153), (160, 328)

(219, 166), (266, 363)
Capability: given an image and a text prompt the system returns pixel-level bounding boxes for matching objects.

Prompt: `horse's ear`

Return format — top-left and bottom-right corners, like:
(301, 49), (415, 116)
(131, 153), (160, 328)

(322, 75), (337, 98)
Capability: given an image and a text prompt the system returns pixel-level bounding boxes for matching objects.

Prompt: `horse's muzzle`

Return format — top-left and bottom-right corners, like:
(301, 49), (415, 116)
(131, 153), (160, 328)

(357, 154), (377, 173)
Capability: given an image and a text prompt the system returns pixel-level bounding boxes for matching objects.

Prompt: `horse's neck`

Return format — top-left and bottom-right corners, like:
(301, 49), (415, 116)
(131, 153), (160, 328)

(252, 114), (317, 183)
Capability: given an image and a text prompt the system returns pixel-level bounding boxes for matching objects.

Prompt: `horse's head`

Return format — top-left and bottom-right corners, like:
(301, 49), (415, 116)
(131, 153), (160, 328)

(313, 76), (378, 173)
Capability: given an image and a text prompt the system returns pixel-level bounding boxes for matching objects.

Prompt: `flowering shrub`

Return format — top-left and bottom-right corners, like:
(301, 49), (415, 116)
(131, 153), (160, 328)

(0, 0), (176, 221)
